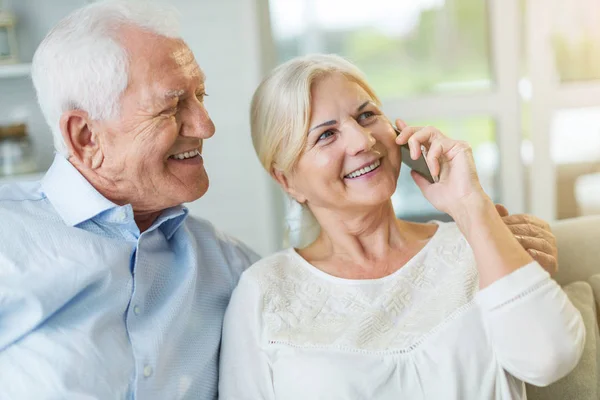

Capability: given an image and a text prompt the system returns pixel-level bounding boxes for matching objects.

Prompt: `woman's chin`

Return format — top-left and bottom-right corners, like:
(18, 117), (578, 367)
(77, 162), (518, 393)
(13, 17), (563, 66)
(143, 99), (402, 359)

(349, 190), (396, 209)
(349, 181), (396, 203)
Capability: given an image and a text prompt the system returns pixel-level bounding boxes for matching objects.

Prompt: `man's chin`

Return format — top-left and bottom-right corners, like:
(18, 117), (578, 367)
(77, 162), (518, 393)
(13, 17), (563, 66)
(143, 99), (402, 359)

(183, 178), (209, 203)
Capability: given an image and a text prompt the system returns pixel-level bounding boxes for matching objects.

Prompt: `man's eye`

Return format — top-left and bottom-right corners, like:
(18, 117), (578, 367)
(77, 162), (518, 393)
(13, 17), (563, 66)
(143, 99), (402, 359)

(196, 92), (208, 102)
(318, 130), (335, 141)
(162, 106), (178, 116)
(357, 111), (375, 122)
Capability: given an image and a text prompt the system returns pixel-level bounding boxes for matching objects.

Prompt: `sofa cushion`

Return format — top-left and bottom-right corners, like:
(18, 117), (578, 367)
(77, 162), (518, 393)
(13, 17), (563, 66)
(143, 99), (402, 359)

(589, 275), (600, 326)
(588, 274), (600, 396)
(526, 281), (599, 400)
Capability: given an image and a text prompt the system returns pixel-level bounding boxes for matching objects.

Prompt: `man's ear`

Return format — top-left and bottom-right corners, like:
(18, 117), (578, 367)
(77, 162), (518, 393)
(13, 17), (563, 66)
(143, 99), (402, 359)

(271, 168), (307, 204)
(59, 110), (104, 170)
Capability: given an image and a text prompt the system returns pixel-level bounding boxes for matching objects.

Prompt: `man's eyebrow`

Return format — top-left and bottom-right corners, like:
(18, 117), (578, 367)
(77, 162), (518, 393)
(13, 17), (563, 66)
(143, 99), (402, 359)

(164, 89), (185, 100)
(163, 74), (207, 101)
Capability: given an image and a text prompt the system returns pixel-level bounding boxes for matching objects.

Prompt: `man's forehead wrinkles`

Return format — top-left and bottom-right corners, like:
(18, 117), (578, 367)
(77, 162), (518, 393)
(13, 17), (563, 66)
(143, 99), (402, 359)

(172, 47), (195, 67)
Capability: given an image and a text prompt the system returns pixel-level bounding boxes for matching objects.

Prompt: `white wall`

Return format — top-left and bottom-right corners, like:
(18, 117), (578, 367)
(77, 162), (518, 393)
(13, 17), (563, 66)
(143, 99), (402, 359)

(1, 0), (282, 256)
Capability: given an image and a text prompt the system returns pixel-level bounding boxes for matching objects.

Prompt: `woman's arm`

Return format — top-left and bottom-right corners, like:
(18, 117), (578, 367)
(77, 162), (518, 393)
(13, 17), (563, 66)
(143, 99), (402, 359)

(452, 194), (533, 288)
(396, 123), (585, 386)
(396, 123), (539, 287)
(453, 195), (584, 386)
(219, 275), (275, 400)
(475, 263), (585, 386)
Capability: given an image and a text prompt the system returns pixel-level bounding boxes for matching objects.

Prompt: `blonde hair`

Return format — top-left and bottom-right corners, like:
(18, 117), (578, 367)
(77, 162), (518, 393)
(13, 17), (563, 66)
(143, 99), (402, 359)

(250, 54), (380, 248)
(250, 53), (380, 175)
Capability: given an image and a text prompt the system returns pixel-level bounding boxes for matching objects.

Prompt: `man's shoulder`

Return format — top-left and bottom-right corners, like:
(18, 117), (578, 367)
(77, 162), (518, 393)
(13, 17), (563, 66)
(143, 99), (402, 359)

(0, 181), (45, 204)
(0, 181), (57, 227)
(182, 215), (261, 275)
(183, 215), (252, 249)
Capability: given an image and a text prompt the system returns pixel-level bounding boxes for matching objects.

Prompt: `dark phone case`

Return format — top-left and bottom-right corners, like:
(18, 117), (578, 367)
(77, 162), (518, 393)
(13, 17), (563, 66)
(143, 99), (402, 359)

(394, 128), (436, 184)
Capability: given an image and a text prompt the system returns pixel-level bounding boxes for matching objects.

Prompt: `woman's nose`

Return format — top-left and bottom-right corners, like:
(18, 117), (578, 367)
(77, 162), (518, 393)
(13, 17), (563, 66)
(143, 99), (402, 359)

(345, 124), (376, 155)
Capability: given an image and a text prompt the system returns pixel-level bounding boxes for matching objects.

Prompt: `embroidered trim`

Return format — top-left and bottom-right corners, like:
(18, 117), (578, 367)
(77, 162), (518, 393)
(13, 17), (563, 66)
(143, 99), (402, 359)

(250, 223), (480, 352)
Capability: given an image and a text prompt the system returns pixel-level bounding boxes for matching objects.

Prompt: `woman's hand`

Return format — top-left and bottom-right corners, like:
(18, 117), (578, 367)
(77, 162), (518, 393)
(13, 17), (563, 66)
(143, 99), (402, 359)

(395, 119), (533, 287)
(394, 121), (489, 220)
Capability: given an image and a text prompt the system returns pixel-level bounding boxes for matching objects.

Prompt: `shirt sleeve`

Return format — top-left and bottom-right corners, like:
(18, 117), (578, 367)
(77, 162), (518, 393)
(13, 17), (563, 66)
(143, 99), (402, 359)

(219, 273), (275, 400)
(475, 262), (586, 387)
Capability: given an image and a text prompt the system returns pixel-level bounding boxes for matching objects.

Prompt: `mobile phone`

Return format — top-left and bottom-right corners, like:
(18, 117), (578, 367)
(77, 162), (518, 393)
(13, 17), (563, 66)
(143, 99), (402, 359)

(394, 127), (437, 184)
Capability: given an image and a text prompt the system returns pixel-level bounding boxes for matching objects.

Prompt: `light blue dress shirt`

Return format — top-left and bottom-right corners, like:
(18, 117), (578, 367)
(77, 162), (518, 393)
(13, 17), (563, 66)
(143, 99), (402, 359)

(0, 155), (260, 400)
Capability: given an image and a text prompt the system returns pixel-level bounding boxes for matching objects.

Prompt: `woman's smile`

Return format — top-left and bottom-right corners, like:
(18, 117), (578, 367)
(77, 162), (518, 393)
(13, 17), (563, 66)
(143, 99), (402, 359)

(344, 158), (382, 180)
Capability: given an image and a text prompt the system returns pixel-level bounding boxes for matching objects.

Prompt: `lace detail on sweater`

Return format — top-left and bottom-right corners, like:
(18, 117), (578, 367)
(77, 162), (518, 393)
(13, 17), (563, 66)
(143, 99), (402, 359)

(248, 223), (479, 352)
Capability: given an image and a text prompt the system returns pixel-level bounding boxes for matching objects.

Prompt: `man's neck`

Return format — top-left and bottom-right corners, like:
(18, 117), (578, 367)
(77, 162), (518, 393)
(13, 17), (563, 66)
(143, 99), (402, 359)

(134, 211), (162, 232)
(71, 158), (163, 233)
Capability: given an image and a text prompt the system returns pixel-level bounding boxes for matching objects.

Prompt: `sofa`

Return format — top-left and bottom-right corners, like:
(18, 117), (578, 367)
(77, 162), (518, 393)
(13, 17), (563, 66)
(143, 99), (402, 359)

(526, 215), (600, 400)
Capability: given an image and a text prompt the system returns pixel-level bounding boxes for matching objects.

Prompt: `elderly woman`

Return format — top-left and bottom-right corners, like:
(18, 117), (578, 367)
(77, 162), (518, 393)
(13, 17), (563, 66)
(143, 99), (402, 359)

(219, 54), (585, 399)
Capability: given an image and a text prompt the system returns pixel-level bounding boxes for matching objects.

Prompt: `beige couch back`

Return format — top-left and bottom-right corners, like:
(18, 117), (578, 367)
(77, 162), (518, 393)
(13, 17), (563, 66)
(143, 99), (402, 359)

(526, 215), (600, 400)
(551, 215), (600, 286)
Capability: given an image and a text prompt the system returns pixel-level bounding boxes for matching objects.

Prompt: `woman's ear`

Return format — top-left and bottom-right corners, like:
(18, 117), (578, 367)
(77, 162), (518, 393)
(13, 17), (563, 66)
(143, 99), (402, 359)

(60, 110), (104, 170)
(271, 168), (307, 204)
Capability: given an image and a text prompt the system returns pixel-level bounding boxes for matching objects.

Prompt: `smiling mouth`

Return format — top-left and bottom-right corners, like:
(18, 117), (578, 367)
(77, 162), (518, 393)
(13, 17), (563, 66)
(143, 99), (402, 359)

(169, 149), (201, 160)
(344, 159), (382, 179)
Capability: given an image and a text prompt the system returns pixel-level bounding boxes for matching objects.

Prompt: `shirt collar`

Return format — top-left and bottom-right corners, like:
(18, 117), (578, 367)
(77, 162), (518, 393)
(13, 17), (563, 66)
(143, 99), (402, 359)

(155, 205), (189, 240)
(41, 154), (190, 237)
(41, 154), (120, 226)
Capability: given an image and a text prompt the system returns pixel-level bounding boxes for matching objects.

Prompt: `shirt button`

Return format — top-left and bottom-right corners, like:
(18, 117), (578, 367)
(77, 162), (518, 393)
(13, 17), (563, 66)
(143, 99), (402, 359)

(143, 365), (153, 378)
(133, 305), (141, 315)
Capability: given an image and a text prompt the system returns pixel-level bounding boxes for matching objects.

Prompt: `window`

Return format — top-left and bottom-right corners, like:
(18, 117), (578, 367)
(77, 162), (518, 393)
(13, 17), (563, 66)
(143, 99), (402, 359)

(270, 0), (492, 99)
(549, 0), (600, 83)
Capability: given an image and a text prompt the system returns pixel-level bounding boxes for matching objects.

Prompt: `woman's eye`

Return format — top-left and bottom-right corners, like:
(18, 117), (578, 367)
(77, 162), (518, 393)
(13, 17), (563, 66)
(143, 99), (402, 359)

(318, 130), (335, 141)
(357, 111), (375, 122)
(196, 92), (208, 102)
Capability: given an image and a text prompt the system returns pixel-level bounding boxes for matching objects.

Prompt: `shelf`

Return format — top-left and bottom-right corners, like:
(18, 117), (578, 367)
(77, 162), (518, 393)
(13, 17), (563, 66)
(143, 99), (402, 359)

(0, 171), (45, 186)
(0, 63), (32, 79)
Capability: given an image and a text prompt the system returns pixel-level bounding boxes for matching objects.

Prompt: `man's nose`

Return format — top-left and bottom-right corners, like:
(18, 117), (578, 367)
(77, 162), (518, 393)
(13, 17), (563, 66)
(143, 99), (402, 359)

(181, 102), (215, 139)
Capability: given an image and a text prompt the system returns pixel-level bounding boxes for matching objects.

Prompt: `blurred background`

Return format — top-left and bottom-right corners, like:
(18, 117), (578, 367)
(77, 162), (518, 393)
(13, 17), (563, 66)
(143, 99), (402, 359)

(0, 0), (599, 256)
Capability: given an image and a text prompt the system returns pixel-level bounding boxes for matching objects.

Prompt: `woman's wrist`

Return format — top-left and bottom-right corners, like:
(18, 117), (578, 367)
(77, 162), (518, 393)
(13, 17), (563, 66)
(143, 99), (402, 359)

(450, 192), (497, 239)
(451, 191), (533, 288)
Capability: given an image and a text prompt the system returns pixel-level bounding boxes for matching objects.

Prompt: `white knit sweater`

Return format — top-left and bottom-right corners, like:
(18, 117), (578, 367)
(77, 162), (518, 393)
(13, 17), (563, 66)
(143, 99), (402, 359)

(219, 222), (585, 400)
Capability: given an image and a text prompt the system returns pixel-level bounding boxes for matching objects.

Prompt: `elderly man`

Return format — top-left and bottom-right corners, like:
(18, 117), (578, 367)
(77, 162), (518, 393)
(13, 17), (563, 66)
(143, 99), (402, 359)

(0, 1), (558, 399)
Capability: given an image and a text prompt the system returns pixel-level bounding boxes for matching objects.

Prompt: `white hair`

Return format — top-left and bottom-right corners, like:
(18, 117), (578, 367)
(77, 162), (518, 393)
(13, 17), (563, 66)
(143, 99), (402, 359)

(31, 0), (182, 156)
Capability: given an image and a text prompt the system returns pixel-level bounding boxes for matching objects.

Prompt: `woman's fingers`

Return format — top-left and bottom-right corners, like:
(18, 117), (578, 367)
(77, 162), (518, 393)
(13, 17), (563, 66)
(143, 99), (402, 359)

(426, 140), (443, 178)
(397, 126), (456, 179)
(407, 127), (442, 159)
(395, 126), (423, 145)
(397, 126), (475, 183)
(394, 118), (408, 131)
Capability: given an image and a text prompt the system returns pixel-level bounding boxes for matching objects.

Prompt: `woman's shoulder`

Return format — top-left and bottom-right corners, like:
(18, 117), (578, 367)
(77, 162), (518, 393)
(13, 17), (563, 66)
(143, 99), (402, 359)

(404, 220), (474, 267)
(403, 219), (466, 244)
(237, 248), (305, 288)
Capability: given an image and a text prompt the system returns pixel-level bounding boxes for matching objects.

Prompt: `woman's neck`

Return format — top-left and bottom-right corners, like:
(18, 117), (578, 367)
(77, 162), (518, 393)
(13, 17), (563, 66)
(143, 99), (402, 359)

(306, 201), (417, 265)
